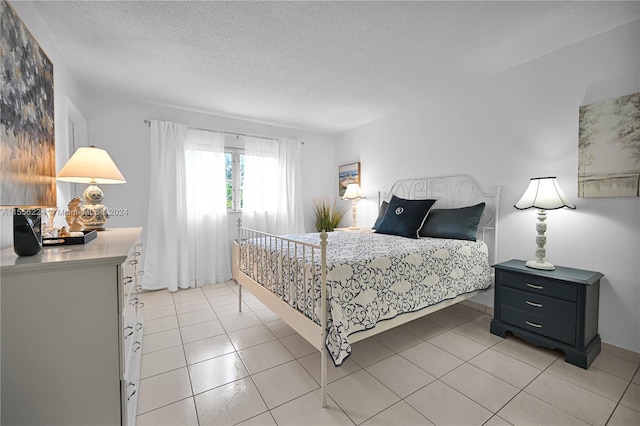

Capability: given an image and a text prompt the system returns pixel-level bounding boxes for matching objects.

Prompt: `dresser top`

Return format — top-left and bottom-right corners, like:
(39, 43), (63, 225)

(493, 259), (604, 285)
(1, 227), (142, 275)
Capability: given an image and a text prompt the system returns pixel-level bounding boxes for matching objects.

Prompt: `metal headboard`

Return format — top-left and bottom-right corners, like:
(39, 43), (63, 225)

(378, 174), (500, 265)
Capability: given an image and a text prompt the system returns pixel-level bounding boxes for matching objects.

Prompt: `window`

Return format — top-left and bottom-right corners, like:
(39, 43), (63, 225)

(225, 149), (245, 211)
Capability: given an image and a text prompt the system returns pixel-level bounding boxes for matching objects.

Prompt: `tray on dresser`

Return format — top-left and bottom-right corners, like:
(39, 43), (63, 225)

(43, 230), (97, 246)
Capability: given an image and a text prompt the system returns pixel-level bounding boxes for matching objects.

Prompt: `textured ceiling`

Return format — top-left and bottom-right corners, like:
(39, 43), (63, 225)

(29, 1), (640, 135)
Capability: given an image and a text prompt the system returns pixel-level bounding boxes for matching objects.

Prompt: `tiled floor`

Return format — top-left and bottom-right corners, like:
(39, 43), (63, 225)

(136, 280), (640, 425)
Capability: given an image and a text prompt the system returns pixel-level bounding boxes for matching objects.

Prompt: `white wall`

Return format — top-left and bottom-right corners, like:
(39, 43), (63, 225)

(1, 1), (89, 249)
(78, 94), (336, 251)
(335, 21), (640, 353)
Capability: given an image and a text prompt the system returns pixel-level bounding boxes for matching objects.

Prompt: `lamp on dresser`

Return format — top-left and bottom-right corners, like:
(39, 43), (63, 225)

(515, 176), (575, 270)
(342, 183), (366, 229)
(57, 146), (126, 231)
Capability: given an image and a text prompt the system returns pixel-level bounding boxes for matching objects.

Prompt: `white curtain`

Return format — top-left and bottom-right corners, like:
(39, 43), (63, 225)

(143, 120), (230, 291)
(243, 137), (304, 235)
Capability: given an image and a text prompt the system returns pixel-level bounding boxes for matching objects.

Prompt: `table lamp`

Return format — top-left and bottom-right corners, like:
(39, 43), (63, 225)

(57, 146), (126, 230)
(342, 183), (366, 229)
(515, 177), (575, 270)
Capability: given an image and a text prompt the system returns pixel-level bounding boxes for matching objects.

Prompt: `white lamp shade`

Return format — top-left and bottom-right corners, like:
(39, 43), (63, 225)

(515, 177), (575, 210)
(57, 146), (126, 184)
(342, 183), (365, 200)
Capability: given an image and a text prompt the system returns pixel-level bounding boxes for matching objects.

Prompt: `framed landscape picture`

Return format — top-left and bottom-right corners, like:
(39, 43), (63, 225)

(338, 162), (360, 197)
(578, 92), (640, 198)
(0, 0), (56, 207)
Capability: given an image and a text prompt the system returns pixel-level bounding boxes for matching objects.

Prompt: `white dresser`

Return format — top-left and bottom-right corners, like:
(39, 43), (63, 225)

(1, 227), (144, 425)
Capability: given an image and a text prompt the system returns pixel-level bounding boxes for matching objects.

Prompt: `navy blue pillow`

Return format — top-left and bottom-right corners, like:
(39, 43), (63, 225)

(372, 201), (389, 229)
(419, 202), (486, 241)
(375, 196), (437, 238)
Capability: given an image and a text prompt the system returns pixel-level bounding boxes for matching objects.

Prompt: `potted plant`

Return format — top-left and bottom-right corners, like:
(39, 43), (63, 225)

(312, 197), (347, 232)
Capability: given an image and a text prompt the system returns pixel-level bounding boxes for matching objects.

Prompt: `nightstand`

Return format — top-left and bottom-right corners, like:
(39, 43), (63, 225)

(490, 259), (603, 369)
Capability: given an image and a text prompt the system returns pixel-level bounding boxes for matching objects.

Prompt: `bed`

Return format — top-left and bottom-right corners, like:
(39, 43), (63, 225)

(232, 174), (500, 407)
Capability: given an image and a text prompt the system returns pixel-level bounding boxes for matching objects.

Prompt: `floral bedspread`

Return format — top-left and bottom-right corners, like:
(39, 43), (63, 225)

(239, 231), (491, 365)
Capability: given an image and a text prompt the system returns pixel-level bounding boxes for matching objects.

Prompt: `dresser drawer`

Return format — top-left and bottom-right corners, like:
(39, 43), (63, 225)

(501, 286), (576, 323)
(501, 305), (575, 345)
(498, 271), (577, 302)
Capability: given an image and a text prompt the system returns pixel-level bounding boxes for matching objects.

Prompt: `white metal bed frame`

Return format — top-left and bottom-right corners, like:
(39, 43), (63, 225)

(232, 174), (500, 407)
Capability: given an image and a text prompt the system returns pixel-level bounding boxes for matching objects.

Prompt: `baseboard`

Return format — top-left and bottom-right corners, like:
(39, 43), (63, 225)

(460, 300), (640, 363)
(461, 300), (494, 316)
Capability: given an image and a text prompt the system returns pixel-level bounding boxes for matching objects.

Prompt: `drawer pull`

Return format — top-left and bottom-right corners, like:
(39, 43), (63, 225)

(133, 341), (142, 352)
(124, 276), (133, 285)
(525, 320), (543, 328)
(526, 301), (543, 308)
(135, 322), (143, 331)
(526, 283), (544, 290)
(127, 382), (136, 400)
(124, 326), (134, 338)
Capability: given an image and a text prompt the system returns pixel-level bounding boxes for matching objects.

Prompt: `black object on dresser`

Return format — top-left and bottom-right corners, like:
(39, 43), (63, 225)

(490, 259), (603, 369)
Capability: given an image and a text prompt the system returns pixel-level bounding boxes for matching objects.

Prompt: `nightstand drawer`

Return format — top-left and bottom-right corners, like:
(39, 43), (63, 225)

(501, 287), (576, 322)
(501, 305), (576, 345)
(499, 271), (577, 302)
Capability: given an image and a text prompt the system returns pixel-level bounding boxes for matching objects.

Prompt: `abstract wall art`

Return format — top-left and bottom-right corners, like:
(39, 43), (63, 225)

(1, 0), (56, 207)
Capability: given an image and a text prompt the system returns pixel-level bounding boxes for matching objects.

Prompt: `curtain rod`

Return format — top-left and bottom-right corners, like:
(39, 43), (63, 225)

(143, 120), (303, 144)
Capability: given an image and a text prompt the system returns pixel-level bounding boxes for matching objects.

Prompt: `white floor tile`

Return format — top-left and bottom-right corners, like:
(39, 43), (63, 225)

(237, 411), (278, 426)
(219, 311), (262, 333)
(591, 352), (639, 381)
(362, 401), (433, 425)
(136, 280), (628, 426)
(279, 332), (317, 358)
(525, 372), (617, 425)
(140, 345), (186, 379)
(441, 363), (519, 412)
(349, 337), (395, 367)
(252, 360), (319, 409)
(620, 382), (640, 411)
(174, 299), (212, 315)
(142, 328), (182, 354)
(298, 351), (362, 384)
(143, 315), (179, 336)
(194, 377), (268, 425)
(498, 392), (588, 425)
(366, 354), (435, 398)
(469, 348), (542, 389)
(238, 340), (295, 374)
(188, 352), (249, 394)
(428, 330), (488, 360)
(270, 389), (354, 426)
(327, 370), (400, 425)
(607, 403), (640, 426)
(546, 357), (629, 402)
(137, 368), (193, 415)
(180, 319), (225, 344)
(492, 335), (560, 370)
(183, 334), (235, 365)
(177, 308), (217, 328)
(400, 341), (464, 378)
(228, 324), (277, 350)
(405, 380), (492, 426)
(136, 397), (198, 426)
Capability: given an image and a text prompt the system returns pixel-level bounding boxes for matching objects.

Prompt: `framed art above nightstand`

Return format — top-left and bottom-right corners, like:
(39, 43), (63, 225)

(490, 259), (603, 369)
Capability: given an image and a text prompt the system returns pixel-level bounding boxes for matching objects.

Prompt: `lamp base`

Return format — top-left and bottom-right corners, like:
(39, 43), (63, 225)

(13, 209), (42, 256)
(525, 260), (555, 270)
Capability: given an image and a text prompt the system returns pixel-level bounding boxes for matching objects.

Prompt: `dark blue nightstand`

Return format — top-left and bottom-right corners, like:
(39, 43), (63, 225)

(490, 259), (603, 369)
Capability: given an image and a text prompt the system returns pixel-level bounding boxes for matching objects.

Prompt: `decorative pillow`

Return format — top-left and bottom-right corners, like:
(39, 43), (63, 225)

(372, 201), (389, 229)
(419, 202), (486, 241)
(375, 196), (437, 238)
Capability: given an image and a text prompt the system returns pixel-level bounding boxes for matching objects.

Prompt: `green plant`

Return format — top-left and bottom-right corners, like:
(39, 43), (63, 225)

(312, 197), (347, 232)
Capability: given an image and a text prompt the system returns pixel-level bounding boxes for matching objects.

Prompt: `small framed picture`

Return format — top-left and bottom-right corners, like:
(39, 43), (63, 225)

(338, 162), (361, 196)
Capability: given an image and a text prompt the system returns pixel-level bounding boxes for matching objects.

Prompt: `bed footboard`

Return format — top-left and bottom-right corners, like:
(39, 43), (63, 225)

(233, 224), (329, 407)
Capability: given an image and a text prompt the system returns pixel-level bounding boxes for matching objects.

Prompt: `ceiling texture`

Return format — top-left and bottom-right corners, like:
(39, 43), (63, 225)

(29, 1), (640, 135)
